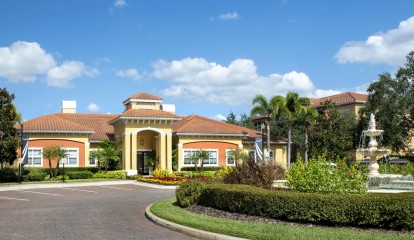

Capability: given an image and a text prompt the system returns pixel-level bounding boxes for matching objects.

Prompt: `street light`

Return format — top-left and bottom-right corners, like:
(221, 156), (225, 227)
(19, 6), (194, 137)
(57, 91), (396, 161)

(61, 158), (67, 182)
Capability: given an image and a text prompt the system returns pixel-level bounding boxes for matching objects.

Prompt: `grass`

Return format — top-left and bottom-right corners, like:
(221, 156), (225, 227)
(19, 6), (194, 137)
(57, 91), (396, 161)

(150, 197), (414, 240)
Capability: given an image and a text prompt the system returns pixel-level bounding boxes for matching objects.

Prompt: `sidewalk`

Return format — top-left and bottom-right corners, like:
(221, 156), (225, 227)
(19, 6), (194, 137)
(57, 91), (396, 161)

(0, 180), (178, 191)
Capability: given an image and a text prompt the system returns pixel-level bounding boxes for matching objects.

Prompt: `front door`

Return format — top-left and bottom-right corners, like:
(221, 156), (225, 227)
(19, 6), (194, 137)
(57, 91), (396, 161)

(137, 151), (151, 175)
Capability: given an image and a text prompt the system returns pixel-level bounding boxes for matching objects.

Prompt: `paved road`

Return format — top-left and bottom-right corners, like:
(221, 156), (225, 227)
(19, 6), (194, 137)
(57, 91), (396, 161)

(0, 183), (198, 240)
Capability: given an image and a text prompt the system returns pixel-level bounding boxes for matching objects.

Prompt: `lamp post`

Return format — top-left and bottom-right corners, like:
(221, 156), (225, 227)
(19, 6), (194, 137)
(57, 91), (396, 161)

(261, 123), (265, 161)
(19, 120), (24, 184)
(61, 158), (67, 182)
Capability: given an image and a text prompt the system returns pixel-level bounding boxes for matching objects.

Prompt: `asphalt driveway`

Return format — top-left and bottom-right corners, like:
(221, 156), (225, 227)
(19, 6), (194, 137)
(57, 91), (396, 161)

(0, 182), (198, 240)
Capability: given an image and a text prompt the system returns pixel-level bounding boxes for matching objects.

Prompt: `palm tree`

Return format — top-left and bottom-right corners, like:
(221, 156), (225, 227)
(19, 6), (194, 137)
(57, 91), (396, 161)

(89, 149), (102, 171)
(271, 92), (309, 168)
(55, 146), (69, 173)
(99, 140), (120, 172)
(43, 145), (58, 179)
(195, 149), (211, 172)
(296, 102), (318, 162)
(251, 94), (281, 161)
(227, 149), (248, 166)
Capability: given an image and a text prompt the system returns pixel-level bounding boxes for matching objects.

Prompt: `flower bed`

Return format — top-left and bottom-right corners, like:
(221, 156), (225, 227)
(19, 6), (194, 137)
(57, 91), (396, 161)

(137, 176), (185, 185)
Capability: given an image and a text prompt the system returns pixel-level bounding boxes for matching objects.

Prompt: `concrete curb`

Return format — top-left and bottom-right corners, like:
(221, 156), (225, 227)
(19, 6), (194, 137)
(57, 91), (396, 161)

(145, 204), (247, 240)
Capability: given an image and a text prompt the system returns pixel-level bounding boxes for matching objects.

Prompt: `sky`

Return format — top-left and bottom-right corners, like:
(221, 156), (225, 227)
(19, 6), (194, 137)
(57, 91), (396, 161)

(1, 0), (414, 121)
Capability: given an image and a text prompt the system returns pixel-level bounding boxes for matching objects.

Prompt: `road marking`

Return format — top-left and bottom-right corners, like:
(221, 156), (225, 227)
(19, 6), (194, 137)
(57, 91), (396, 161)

(62, 188), (98, 193)
(99, 186), (133, 191)
(16, 190), (63, 196)
(0, 197), (29, 201)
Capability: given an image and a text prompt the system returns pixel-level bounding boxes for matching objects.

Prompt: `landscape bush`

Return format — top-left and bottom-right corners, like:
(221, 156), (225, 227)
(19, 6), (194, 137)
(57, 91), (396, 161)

(66, 170), (93, 179)
(0, 168), (18, 182)
(197, 184), (414, 230)
(285, 156), (367, 194)
(152, 168), (176, 178)
(23, 172), (48, 181)
(175, 171), (218, 179)
(179, 166), (222, 172)
(175, 180), (206, 207)
(92, 170), (127, 179)
(223, 160), (285, 189)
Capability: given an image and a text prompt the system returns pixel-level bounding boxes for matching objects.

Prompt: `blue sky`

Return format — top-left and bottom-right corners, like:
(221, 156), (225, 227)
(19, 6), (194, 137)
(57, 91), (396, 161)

(1, 0), (414, 121)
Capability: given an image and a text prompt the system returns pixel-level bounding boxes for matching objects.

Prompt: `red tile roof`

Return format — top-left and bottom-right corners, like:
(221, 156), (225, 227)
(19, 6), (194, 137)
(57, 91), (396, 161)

(55, 113), (118, 142)
(18, 114), (94, 133)
(172, 115), (287, 143)
(109, 109), (181, 124)
(309, 92), (368, 107)
(124, 92), (163, 103)
(17, 113), (117, 142)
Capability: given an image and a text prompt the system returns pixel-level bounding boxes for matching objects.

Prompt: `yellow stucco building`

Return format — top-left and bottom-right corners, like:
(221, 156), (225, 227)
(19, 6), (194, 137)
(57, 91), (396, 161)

(19, 92), (288, 174)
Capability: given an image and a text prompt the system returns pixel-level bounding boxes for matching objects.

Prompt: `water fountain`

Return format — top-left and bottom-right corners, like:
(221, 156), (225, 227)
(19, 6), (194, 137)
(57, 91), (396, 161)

(358, 113), (413, 191)
(357, 113), (390, 176)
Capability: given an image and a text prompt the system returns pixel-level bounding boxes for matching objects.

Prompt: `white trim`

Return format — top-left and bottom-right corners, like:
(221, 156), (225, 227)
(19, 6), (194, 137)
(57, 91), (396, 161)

(131, 127), (166, 135)
(60, 148), (79, 167)
(226, 149), (236, 166)
(27, 147), (43, 167)
(182, 149), (219, 167)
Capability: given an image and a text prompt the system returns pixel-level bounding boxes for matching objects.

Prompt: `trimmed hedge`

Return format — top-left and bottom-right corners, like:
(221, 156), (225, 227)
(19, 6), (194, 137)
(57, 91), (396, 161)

(197, 184), (414, 230)
(24, 172), (48, 181)
(92, 170), (127, 179)
(175, 171), (218, 178)
(58, 167), (99, 174)
(0, 168), (18, 182)
(179, 167), (222, 172)
(65, 171), (93, 179)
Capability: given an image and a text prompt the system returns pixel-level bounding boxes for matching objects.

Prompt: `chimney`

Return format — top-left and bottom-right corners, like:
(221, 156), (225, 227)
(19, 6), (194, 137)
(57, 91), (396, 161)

(62, 100), (76, 113)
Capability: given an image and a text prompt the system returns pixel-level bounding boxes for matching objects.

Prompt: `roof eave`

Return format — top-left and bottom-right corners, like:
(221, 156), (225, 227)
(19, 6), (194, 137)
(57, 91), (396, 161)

(176, 132), (247, 137)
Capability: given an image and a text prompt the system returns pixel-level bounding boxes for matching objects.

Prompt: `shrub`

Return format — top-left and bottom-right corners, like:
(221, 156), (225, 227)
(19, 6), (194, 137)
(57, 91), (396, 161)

(180, 166), (222, 171)
(66, 171), (93, 179)
(175, 171), (218, 179)
(198, 183), (414, 230)
(138, 176), (184, 185)
(175, 180), (206, 207)
(152, 168), (175, 178)
(58, 167), (99, 174)
(24, 172), (48, 181)
(92, 170), (127, 179)
(285, 156), (367, 194)
(0, 168), (18, 182)
(223, 160), (285, 189)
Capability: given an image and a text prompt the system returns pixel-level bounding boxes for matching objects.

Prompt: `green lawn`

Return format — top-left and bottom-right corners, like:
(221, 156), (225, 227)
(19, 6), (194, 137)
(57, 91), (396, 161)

(150, 197), (414, 240)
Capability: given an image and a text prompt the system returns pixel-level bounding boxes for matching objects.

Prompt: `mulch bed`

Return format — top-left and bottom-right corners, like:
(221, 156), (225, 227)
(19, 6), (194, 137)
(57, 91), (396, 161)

(186, 204), (414, 234)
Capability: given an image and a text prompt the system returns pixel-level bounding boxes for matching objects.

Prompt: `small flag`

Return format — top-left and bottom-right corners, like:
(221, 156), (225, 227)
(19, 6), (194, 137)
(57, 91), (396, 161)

(21, 133), (29, 165)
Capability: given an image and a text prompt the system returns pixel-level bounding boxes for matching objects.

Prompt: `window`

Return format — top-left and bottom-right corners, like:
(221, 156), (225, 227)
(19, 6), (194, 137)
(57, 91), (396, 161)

(183, 149), (218, 166)
(60, 148), (79, 166)
(226, 149), (235, 166)
(89, 151), (96, 166)
(28, 148), (42, 166)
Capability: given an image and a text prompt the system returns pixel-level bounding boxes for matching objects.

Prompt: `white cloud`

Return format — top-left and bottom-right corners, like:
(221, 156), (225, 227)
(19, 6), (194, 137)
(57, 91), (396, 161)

(215, 114), (227, 121)
(116, 68), (140, 80)
(335, 16), (414, 65)
(152, 57), (335, 106)
(218, 12), (239, 21)
(46, 61), (99, 88)
(0, 41), (56, 82)
(114, 0), (127, 8)
(310, 89), (343, 98)
(87, 103), (100, 112)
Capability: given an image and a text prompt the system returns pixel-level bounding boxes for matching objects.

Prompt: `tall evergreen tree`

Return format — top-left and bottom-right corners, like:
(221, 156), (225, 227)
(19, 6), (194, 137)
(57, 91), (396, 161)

(309, 101), (354, 161)
(0, 88), (19, 167)
(358, 51), (414, 153)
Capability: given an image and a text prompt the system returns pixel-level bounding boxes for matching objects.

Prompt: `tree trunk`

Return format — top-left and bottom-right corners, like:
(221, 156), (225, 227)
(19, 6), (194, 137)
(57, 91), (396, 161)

(287, 123), (292, 169)
(304, 128), (308, 163)
(48, 159), (54, 179)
